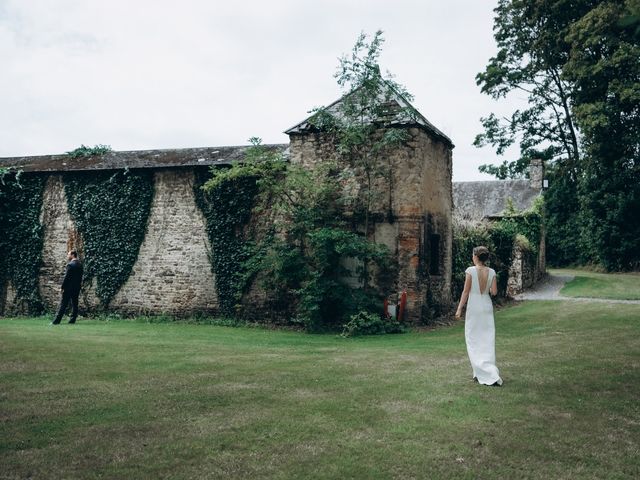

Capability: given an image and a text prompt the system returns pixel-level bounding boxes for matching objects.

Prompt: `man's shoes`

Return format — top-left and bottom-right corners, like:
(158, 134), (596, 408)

(49, 322), (59, 326)
(68, 321), (76, 324)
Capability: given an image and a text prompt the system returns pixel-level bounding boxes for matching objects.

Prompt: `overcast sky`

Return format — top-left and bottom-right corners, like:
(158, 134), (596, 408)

(0, 0), (524, 181)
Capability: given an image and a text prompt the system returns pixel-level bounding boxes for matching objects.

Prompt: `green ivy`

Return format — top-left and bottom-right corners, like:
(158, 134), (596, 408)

(64, 169), (154, 308)
(0, 170), (46, 313)
(196, 139), (395, 331)
(496, 197), (543, 255)
(452, 198), (543, 300)
(66, 144), (112, 159)
(193, 169), (259, 315)
(451, 222), (493, 301)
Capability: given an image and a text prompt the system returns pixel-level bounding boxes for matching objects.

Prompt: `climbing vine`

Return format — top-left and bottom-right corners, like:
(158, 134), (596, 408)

(193, 167), (259, 315)
(452, 198), (544, 299)
(495, 197), (543, 255)
(66, 144), (112, 158)
(64, 169), (154, 308)
(195, 139), (393, 332)
(0, 169), (46, 313)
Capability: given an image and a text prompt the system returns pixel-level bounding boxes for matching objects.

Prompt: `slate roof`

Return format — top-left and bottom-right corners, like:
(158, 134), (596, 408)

(0, 145), (289, 173)
(453, 180), (541, 221)
(284, 83), (454, 149)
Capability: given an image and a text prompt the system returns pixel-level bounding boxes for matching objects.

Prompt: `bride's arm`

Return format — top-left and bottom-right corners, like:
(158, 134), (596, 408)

(490, 274), (498, 296)
(455, 273), (472, 318)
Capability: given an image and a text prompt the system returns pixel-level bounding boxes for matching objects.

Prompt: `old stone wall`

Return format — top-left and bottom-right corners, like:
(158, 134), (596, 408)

(415, 129), (454, 312)
(507, 243), (546, 296)
(288, 127), (453, 323)
(2, 129), (453, 323)
(110, 169), (218, 316)
(1, 169), (219, 317)
(38, 175), (77, 309)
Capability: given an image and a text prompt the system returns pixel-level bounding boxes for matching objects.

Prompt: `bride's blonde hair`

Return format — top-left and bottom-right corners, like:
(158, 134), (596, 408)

(473, 246), (490, 263)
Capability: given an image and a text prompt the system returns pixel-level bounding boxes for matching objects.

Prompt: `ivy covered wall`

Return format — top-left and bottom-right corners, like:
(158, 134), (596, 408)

(64, 169), (154, 308)
(193, 168), (259, 316)
(0, 171), (46, 314)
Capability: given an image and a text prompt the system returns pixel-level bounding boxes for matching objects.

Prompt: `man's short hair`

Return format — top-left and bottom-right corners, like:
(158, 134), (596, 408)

(69, 250), (78, 258)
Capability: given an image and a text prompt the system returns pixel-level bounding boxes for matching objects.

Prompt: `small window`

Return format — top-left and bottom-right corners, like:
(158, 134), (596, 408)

(429, 234), (441, 275)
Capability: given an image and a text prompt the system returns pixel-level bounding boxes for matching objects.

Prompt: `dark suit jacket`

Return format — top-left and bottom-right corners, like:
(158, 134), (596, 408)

(62, 259), (84, 293)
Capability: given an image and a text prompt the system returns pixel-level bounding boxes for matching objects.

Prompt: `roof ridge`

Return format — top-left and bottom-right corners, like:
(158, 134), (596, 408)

(283, 80), (453, 148)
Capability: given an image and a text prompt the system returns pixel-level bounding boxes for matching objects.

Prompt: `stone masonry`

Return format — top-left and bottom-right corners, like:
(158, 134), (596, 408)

(1, 91), (454, 322)
(288, 126), (453, 322)
(3, 169), (218, 316)
(39, 175), (76, 309)
(110, 169), (218, 316)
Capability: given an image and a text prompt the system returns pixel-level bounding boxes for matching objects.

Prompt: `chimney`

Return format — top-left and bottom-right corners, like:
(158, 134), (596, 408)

(529, 159), (545, 190)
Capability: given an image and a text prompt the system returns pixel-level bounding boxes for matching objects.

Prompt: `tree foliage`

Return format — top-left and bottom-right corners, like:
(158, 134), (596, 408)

(309, 31), (417, 232)
(565, 1), (640, 270)
(475, 0), (584, 175)
(477, 0), (640, 270)
(200, 139), (392, 331)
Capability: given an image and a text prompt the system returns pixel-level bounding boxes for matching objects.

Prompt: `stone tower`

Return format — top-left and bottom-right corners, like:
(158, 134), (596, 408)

(285, 90), (455, 323)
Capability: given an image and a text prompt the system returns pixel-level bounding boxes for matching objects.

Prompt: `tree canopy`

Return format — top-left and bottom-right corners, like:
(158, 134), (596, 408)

(477, 0), (640, 270)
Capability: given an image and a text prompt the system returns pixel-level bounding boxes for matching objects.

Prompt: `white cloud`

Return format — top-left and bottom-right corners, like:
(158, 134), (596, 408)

(0, 0), (523, 180)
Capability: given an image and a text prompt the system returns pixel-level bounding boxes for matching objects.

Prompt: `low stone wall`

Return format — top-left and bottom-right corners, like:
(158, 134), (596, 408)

(507, 244), (545, 297)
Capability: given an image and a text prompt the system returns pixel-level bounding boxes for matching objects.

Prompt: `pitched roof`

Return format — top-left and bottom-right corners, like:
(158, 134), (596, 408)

(284, 83), (454, 148)
(453, 180), (541, 221)
(0, 144), (288, 173)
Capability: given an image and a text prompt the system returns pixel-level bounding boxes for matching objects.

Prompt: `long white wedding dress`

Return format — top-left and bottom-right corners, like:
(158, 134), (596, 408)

(465, 266), (503, 386)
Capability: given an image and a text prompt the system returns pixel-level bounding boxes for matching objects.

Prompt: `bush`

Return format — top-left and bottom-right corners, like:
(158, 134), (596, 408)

(341, 311), (406, 337)
(452, 197), (544, 301)
(451, 220), (514, 300)
(451, 220), (492, 300)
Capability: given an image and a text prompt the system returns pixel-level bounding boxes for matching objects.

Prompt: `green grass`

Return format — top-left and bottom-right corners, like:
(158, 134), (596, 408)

(1, 303), (639, 479)
(553, 268), (640, 300)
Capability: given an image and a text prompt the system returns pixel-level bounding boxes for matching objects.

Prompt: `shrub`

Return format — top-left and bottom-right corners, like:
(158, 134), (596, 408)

(451, 220), (492, 300)
(341, 311), (405, 337)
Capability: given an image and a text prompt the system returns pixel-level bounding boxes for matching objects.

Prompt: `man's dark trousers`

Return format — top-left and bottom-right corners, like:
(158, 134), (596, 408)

(52, 289), (80, 324)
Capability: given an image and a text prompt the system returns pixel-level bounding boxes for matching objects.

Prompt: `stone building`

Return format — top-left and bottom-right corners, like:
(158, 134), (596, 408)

(453, 160), (546, 295)
(0, 94), (454, 323)
(285, 90), (454, 321)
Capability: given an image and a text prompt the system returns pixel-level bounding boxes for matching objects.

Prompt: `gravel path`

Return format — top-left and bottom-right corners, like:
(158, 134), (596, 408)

(513, 273), (640, 304)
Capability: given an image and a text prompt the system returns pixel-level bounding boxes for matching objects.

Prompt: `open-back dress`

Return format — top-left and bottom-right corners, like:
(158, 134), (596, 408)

(464, 266), (503, 386)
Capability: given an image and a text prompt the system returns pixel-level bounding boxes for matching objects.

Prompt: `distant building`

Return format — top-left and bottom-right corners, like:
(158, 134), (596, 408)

(453, 160), (546, 295)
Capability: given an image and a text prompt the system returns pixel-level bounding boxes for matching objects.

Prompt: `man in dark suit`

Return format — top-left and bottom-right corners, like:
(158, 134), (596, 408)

(51, 250), (84, 325)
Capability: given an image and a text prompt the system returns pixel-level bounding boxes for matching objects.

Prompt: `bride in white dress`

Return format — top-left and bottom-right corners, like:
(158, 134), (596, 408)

(455, 246), (503, 386)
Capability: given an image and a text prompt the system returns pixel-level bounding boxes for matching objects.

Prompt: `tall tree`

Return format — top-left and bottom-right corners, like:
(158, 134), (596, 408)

(474, 0), (587, 179)
(565, 1), (640, 270)
(309, 30), (417, 236)
(307, 31), (418, 286)
(477, 0), (640, 270)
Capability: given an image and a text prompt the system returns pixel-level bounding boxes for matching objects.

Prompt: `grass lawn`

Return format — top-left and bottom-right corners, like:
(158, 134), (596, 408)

(552, 268), (640, 300)
(1, 302), (639, 479)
